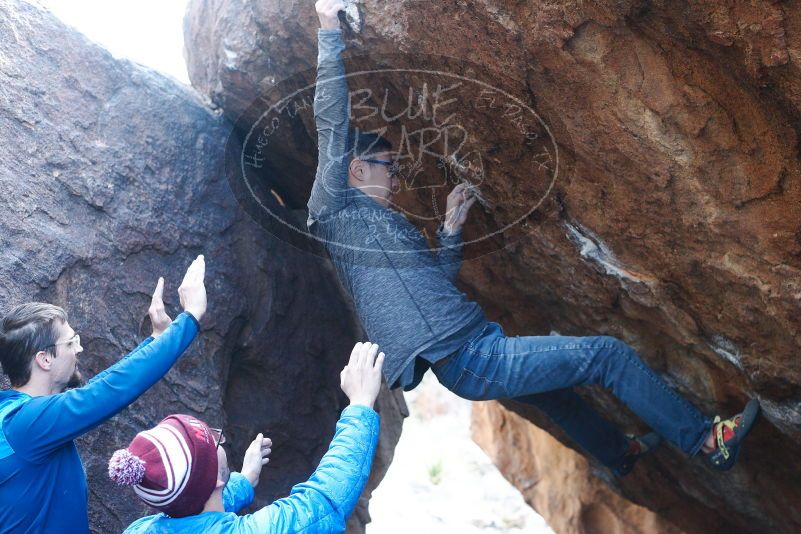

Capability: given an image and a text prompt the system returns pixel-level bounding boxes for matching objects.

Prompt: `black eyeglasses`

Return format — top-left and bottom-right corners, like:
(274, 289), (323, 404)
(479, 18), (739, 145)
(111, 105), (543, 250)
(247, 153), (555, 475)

(210, 427), (226, 450)
(362, 159), (399, 177)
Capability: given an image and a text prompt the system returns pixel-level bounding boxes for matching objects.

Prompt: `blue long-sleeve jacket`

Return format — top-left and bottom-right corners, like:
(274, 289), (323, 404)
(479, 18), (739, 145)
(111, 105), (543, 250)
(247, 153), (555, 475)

(123, 404), (379, 534)
(0, 312), (199, 533)
(307, 29), (487, 391)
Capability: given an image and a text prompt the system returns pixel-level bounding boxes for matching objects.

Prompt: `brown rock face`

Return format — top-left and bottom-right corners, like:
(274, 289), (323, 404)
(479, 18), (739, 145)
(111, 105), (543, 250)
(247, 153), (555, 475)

(473, 402), (685, 534)
(184, 0), (801, 532)
(0, 1), (403, 532)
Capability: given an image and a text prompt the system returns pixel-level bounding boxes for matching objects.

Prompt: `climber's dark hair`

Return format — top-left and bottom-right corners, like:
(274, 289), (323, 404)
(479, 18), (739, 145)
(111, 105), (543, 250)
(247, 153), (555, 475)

(0, 303), (68, 387)
(348, 129), (393, 158)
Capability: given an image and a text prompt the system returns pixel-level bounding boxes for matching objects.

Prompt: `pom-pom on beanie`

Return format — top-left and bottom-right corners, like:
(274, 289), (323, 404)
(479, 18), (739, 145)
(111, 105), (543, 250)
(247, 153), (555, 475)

(108, 414), (219, 518)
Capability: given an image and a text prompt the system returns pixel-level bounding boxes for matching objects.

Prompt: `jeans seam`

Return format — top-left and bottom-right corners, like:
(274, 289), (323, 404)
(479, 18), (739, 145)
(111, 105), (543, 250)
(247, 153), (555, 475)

(611, 345), (711, 455)
(620, 348), (708, 426)
(461, 367), (510, 398)
(467, 322), (494, 351)
(450, 367), (468, 392)
(466, 341), (621, 358)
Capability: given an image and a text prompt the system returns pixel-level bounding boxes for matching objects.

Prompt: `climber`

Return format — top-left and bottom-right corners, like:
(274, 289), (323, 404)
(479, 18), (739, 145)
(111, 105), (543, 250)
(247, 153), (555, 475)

(307, 0), (759, 475)
(113, 341), (383, 533)
(0, 255), (207, 532)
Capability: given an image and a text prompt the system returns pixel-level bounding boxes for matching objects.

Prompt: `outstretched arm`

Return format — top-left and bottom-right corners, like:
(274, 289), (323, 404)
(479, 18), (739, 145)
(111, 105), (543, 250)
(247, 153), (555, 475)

(86, 276), (173, 386)
(436, 183), (477, 281)
(308, 0), (352, 222)
(86, 336), (154, 386)
(222, 472), (256, 513)
(247, 405), (379, 533)
(245, 343), (384, 533)
(7, 256), (208, 462)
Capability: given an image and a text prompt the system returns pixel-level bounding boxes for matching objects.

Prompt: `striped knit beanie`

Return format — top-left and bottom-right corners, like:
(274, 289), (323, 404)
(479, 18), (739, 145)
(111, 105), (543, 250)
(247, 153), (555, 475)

(107, 414), (219, 518)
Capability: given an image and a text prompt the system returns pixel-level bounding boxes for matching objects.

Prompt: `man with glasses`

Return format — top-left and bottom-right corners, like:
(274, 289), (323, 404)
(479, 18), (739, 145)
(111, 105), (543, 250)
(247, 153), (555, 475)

(307, 0), (759, 478)
(0, 255), (207, 533)
(112, 342), (383, 533)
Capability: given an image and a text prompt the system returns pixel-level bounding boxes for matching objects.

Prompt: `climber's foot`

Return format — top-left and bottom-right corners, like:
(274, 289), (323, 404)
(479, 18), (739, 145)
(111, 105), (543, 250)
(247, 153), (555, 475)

(704, 399), (760, 471)
(612, 432), (662, 477)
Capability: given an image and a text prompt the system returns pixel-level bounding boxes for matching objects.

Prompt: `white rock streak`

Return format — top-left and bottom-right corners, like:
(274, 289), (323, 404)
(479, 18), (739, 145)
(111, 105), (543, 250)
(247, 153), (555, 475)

(708, 335), (745, 370)
(344, 0), (362, 33)
(565, 222), (641, 282)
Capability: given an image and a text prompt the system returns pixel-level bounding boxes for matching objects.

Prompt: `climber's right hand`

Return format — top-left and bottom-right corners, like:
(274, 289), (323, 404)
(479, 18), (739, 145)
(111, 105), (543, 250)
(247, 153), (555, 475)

(443, 182), (478, 235)
(316, 0), (346, 30)
(178, 255), (207, 322)
(340, 342), (385, 409)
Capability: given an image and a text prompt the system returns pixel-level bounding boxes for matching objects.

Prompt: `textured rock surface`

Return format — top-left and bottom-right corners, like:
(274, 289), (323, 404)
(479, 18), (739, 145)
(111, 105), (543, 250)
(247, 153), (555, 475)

(0, 1), (404, 532)
(185, 0), (801, 532)
(473, 402), (684, 534)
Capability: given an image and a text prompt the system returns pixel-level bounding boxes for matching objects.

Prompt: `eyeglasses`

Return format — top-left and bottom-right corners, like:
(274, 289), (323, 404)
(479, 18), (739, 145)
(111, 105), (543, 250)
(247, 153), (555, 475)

(362, 159), (400, 178)
(210, 427), (226, 450)
(41, 334), (81, 352)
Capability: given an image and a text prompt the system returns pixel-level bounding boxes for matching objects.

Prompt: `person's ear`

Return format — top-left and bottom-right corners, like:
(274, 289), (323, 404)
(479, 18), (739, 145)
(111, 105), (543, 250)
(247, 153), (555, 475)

(34, 351), (53, 371)
(348, 158), (365, 182)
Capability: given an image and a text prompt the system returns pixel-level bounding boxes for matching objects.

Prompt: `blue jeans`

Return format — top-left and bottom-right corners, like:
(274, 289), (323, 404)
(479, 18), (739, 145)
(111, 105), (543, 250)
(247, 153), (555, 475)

(432, 322), (711, 467)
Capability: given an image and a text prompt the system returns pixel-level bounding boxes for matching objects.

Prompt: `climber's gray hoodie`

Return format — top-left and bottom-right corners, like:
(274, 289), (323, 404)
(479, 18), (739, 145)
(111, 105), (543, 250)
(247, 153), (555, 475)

(307, 29), (487, 390)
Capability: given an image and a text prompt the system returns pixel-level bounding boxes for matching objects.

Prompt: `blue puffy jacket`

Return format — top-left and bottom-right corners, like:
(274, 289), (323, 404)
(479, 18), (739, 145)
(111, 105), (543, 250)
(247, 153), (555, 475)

(123, 405), (379, 534)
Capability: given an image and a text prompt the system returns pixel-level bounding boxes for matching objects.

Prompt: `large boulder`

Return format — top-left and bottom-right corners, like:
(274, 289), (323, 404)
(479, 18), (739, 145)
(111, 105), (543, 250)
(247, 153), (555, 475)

(184, 0), (801, 532)
(472, 401), (684, 534)
(0, 1), (404, 532)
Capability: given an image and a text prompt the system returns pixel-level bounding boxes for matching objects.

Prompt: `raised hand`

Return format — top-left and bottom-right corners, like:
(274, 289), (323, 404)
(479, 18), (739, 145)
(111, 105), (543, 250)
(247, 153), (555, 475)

(241, 433), (272, 488)
(178, 255), (207, 322)
(340, 342), (385, 409)
(443, 183), (478, 235)
(316, 0), (346, 30)
(148, 277), (172, 338)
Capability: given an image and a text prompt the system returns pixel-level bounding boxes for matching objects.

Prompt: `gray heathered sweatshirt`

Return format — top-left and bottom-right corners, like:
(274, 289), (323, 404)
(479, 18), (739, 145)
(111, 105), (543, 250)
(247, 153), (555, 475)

(307, 29), (487, 389)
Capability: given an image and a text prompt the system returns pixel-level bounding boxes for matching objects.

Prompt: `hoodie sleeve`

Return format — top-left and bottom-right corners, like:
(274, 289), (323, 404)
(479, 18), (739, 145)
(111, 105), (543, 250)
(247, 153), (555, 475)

(241, 404), (380, 533)
(85, 336), (154, 386)
(435, 224), (465, 282)
(307, 28), (352, 223)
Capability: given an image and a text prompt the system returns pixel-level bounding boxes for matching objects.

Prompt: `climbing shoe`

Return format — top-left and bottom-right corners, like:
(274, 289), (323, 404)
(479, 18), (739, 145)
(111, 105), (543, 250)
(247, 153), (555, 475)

(612, 432), (662, 477)
(705, 399), (760, 471)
